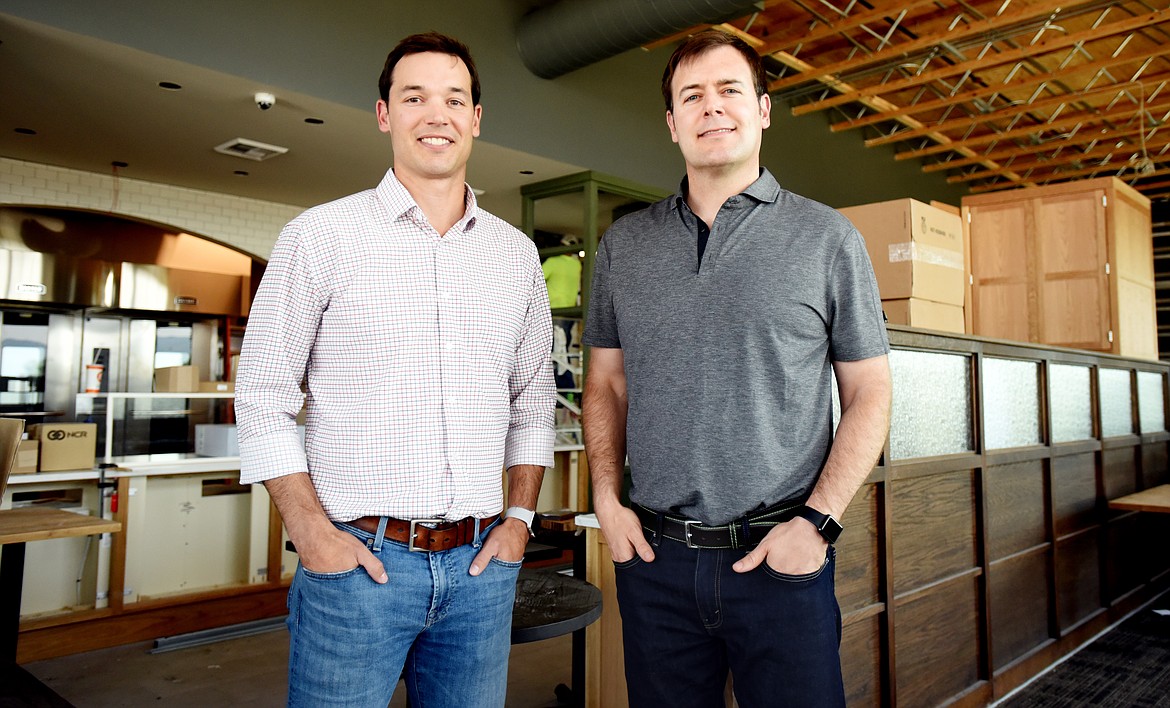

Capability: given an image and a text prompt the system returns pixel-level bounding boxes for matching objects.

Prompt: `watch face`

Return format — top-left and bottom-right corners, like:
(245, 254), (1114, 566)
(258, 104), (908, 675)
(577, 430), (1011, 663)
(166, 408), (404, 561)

(821, 517), (843, 543)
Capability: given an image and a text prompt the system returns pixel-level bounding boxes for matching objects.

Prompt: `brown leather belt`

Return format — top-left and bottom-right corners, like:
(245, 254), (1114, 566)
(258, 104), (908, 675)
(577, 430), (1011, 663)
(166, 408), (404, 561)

(347, 514), (499, 552)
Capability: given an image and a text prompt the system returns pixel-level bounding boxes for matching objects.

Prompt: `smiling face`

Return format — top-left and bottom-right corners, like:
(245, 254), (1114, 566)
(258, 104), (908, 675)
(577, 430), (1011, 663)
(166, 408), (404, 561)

(376, 51), (482, 186)
(666, 45), (771, 179)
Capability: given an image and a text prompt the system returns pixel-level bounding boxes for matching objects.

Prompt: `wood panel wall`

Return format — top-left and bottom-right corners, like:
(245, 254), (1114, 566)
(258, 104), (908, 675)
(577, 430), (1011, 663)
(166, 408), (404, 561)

(839, 328), (1170, 707)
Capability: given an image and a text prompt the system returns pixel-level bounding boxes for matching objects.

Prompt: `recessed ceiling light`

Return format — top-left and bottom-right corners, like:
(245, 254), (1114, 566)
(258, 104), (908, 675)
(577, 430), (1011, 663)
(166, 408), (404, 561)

(158, 81), (182, 90)
(234, 170), (249, 176)
(111, 161), (128, 168)
(305, 117), (325, 125)
(14, 128), (36, 135)
(519, 170), (534, 175)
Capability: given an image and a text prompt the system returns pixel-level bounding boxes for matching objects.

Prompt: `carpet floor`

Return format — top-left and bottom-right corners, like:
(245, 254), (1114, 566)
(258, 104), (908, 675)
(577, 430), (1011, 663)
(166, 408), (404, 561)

(998, 594), (1170, 708)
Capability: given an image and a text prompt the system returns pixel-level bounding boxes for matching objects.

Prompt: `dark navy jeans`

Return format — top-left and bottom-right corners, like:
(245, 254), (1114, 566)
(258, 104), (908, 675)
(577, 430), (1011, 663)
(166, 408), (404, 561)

(614, 530), (846, 708)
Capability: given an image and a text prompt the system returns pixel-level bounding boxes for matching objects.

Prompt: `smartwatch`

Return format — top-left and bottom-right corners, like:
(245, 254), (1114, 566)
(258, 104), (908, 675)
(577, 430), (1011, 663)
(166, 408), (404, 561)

(794, 505), (843, 544)
(505, 506), (536, 537)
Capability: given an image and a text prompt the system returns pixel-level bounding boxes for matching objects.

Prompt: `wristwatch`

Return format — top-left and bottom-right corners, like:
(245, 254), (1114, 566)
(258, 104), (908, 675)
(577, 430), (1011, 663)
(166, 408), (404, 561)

(505, 506), (537, 537)
(794, 506), (843, 544)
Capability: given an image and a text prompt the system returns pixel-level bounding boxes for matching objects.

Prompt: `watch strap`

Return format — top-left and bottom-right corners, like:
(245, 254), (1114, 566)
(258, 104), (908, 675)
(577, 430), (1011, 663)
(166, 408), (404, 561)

(504, 506), (536, 536)
(794, 505), (843, 544)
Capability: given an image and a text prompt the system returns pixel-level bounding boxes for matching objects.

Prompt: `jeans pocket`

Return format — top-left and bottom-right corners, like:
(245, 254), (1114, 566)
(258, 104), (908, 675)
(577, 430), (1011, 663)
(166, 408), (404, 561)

(301, 565), (363, 581)
(762, 552), (830, 583)
(613, 556), (644, 570)
(488, 556), (523, 570)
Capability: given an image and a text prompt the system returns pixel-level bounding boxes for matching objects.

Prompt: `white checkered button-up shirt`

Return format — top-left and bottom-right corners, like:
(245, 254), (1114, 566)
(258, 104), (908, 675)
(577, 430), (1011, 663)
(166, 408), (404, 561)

(236, 168), (555, 522)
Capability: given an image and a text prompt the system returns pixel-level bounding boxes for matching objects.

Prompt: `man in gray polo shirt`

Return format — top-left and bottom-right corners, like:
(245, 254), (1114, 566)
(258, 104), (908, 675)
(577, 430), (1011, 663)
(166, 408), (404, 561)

(582, 29), (892, 708)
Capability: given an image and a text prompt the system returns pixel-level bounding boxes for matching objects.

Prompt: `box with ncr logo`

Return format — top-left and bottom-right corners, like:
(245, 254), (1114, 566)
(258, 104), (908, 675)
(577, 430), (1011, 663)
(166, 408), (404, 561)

(27, 423), (98, 472)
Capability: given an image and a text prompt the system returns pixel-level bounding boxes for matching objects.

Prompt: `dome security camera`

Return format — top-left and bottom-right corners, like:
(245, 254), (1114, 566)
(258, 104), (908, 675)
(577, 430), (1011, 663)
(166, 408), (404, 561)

(254, 92), (276, 110)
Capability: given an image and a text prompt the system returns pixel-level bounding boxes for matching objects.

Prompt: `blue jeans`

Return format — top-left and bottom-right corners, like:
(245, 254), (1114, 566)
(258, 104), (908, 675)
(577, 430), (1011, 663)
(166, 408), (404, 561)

(614, 530), (845, 708)
(285, 519), (521, 707)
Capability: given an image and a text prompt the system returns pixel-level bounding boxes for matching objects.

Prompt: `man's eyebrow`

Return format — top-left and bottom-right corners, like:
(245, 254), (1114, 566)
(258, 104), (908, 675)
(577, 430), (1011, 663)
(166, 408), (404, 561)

(677, 78), (745, 95)
(398, 84), (468, 95)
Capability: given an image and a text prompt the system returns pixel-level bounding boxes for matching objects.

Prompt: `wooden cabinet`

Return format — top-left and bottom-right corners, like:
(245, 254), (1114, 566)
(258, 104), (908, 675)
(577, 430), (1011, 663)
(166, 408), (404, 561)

(963, 177), (1156, 359)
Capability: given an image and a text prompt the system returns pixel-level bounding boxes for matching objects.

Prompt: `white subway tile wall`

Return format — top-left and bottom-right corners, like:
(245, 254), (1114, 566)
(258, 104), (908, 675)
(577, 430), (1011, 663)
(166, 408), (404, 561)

(1, 157), (301, 259)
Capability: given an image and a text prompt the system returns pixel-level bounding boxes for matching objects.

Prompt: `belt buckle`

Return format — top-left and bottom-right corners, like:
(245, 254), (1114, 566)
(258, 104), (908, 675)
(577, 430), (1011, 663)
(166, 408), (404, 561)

(408, 518), (444, 552)
(683, 520), (701, 549)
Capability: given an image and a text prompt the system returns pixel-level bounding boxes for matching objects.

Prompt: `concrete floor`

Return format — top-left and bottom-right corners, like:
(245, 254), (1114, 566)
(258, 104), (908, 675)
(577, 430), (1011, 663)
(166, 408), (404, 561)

(25, 627), (573, 707)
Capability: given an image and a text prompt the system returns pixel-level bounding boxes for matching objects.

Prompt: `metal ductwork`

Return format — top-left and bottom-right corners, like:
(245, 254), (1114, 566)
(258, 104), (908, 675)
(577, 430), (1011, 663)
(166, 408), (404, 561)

(516, 0), (763, 79)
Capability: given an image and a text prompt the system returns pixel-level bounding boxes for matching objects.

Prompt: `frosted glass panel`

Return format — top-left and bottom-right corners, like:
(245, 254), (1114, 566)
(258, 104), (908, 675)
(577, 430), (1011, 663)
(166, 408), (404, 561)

(1049, 364), (1092, 443)
(1098, 368), (1133, 438)
(1138, 371), (1165, 434)
(890, 349), (972, 459)
(982, 358), (1040, 449)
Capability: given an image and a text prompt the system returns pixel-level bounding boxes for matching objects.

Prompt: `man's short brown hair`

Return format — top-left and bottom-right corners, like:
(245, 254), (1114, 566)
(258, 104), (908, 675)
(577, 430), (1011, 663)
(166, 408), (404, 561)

(379, 32), (481, 106)
(660, 29), (768, 112)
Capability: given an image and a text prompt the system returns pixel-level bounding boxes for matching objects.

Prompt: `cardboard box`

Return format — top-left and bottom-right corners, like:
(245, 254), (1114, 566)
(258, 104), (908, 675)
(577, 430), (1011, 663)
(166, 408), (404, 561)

(198, 381), (235, 393)
(154, 365), (200, 392)
(883, 298), (966, 334)
(28, 423), (98, 472)
(839, 198), (966, 306)
(13, 439), (39, 474)
(195, 424), (238, 457)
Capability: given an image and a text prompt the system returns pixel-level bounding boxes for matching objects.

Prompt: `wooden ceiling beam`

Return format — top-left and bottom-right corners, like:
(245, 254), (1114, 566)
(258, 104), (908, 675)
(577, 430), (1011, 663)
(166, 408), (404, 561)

(828, 49), (1170, 133)
(788, 8), (1166, 117)
(863, 80), (1164, 148)
(946, 135), (1170, 182)
(768, 0), (1075, 93)
(966, 160), (1170, 193)
(893, 99), (1170, 159)
(922, 125), (1153, 171)
(755, 0), (948, 58)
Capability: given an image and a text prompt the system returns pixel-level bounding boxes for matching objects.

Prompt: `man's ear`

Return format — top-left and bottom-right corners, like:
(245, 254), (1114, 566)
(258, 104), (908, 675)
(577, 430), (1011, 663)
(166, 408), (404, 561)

(376, 100), (391, 134)
(759, 94), (771, 130)
(666, 110), (679, 144)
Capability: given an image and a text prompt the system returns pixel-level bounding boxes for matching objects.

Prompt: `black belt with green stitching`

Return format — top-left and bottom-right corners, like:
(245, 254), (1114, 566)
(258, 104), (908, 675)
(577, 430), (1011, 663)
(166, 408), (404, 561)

(633, 500), (804, 550)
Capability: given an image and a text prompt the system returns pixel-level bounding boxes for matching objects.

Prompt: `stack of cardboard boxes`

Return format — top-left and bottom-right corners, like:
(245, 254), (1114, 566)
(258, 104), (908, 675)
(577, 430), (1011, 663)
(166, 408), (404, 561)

(839, 198), (968, 334)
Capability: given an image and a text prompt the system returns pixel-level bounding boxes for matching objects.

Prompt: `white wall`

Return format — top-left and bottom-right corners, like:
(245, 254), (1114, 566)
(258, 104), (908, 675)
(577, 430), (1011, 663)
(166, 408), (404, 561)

(1, 157), (299, 259)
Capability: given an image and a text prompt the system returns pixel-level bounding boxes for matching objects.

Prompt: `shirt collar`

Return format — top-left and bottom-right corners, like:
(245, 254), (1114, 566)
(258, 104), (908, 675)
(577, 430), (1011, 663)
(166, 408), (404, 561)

(670, 167), (782, 214)
(375, 168), (479, 234)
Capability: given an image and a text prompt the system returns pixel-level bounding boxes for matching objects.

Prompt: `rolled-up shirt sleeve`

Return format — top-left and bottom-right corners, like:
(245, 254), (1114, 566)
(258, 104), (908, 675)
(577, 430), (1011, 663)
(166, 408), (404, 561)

(503, 263), (556, 470)
(235, 222), (324, 484)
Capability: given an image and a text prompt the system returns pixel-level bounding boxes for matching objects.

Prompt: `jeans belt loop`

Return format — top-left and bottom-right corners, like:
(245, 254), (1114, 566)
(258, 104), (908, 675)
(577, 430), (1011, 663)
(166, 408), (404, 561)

(372, 516), (389, 553)
(652, 511), (663, 547)
(472, 517), (483, 548)
(740, 518), (751, 548)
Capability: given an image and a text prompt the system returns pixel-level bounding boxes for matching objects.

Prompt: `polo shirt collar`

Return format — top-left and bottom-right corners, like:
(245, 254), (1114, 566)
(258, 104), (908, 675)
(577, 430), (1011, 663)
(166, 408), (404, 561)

(671, 167), (782, 213)
(375, 167), (479, 234)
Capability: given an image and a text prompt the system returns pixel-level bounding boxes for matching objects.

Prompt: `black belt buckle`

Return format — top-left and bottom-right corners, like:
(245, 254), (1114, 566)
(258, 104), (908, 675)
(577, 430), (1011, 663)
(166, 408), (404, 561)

(683, 520), (702, 548)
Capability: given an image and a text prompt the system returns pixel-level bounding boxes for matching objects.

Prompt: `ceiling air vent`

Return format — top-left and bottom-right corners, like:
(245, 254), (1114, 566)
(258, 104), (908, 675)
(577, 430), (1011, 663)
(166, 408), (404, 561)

(213, 137), (288, 161)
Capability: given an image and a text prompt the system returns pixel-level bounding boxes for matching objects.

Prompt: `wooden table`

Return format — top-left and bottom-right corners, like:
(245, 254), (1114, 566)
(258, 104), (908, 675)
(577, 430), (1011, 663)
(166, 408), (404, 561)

(0, 507), (121, 706)
(1108, 484), (1170, 513)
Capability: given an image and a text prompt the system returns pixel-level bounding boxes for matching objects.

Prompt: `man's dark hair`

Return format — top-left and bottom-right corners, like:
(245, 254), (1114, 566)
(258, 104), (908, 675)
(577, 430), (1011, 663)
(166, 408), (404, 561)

(660, 29), (768, 112)
(379, 32), (481, 106)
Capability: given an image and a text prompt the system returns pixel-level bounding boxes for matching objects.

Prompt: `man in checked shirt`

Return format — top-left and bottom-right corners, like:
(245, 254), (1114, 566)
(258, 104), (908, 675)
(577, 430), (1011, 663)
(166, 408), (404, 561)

(235, 32), (555, 707)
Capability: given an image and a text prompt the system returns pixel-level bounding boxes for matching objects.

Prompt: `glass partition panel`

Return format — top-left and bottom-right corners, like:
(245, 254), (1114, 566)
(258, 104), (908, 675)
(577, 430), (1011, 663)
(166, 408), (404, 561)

(1098, 368), (1133, 438)
(1049, 364), (1092, 442)
(982, 358), (1040, 449)
(1138, 371), (1166, 434)
(890, 349), (972, 459)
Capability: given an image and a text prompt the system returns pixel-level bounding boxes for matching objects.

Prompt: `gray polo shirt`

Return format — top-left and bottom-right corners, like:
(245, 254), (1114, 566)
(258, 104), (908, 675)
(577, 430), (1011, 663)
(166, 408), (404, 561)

(583, 169), (889, 525)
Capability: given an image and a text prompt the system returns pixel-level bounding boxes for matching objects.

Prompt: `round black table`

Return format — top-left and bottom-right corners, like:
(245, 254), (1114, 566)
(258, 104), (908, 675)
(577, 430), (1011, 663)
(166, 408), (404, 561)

(510, 567), (601, 706)
(511, 568), (602, 643)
